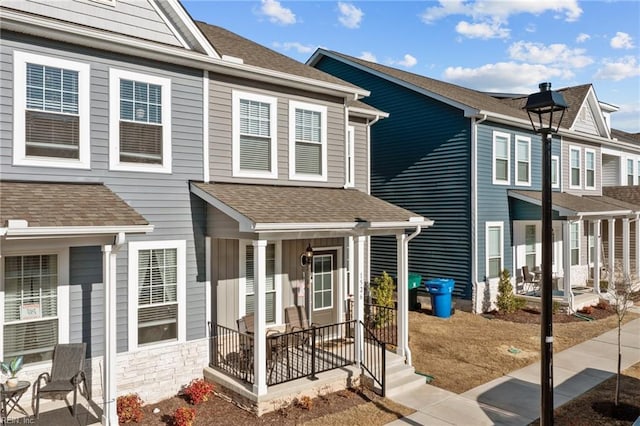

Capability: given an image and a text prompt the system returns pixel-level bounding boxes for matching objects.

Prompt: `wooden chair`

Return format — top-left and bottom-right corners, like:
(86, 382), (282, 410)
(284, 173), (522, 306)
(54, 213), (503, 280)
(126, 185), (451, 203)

(34, 343), (88, 419)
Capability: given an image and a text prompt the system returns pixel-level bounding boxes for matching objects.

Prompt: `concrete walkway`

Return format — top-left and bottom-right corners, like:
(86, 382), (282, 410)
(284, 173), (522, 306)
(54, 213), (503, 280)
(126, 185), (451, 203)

(386, 315), (640, 425)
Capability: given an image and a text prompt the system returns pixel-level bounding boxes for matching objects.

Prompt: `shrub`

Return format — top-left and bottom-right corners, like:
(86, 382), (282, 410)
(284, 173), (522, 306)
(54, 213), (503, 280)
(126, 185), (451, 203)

(596, 300), (609, 310)
(579, 306), (593, 315)
(496, 269), (520, 313)
(117, 394), (144, 424)
(295, 395), (313, 410)
(183, 378), (214, 405)
(172, 406), (196, 426)
(371, 271), (396, 328)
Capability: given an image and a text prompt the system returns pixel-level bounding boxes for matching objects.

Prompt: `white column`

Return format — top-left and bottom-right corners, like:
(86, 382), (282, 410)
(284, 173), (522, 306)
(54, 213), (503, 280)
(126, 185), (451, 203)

(353, 235), (366, 368)
(622, 218), (630, 277)
(593, 220), (601, 293)
(396, 233), (408, 362)
(608, 218), (616, 283)
(562, 222), (572, 307)
(636, 215), (640, 279)
(252, 240), (267, 396)
(102, 245), (118, 426)
(205, 236), (211, 335)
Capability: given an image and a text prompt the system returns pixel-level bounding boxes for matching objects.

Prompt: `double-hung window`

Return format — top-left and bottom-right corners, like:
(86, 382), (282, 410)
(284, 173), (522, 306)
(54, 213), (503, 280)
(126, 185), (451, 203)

(569, 147), (581, 188)
(570, 222), (580, 266)
(109, 69), (171, 173)
(232, 91), (278, 178)
(493, 132), (510, 185)
(525, 224), (537, 270)
(241, 242), (280, 324)
(128, 241), (185, 350)
(13, 51), (90, 168)
(628, 159), (635, 186)
(486, 222), (503, 280)
(515, 136), (531, 185)
(585, 149), (596, 189)
(551, 155), (559, 188)
(289, 101), (327, 181)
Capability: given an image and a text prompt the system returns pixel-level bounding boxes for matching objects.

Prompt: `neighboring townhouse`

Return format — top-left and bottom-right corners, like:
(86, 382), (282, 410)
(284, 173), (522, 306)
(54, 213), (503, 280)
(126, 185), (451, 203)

(308, 49), (640, 314)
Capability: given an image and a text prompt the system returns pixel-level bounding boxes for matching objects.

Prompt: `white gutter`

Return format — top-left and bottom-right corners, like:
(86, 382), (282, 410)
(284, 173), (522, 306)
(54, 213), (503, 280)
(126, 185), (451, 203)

(471, 114), (487, 301)
(403, 225), (422, 365)
(4, 224), (154, 238)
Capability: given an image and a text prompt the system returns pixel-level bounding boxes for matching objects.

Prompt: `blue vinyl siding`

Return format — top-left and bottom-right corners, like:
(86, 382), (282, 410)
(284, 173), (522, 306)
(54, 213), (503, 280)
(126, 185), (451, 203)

(314, 57), (472, 298)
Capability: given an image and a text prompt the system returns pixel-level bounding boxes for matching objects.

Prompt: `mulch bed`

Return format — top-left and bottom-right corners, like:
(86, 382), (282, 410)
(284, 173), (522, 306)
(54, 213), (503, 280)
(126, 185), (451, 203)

(484, 301), (619, 324)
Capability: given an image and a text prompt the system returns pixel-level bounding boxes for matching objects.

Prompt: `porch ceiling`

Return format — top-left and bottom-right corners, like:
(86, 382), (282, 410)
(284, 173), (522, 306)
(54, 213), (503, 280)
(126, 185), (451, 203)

(509, 189), (636, 218)
(191, 181), (431, 235)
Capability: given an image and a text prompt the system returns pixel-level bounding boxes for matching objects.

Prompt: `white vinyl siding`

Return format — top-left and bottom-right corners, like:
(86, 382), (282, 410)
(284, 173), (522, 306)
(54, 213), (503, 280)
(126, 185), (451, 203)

(570, 222), (580, 266)
(289, 100), (328, 181)
(551, 155), (559, 188)
(109, 68), (172, 173)
(13, 51), (90, 169)
(570, 146), (581, 188)
(492, 132), (510, 185)
(585, 149), (596, 189)
(486, 222), (503, 280)
(232, 91), (278, 179)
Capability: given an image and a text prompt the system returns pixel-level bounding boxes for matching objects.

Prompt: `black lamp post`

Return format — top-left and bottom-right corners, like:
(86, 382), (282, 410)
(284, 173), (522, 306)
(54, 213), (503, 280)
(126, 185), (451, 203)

(524, 82), (568, 426)
(301, 244), (314, 320)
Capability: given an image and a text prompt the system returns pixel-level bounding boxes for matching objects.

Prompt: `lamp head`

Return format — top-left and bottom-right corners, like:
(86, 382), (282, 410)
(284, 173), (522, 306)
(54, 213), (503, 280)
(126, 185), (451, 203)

(523, 82), (568, 134)
(300, 243), (314, 266)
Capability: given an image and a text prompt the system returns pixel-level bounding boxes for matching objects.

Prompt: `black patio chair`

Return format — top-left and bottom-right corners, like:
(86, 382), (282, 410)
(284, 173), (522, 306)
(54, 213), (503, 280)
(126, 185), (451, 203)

(34, 343), (88, 418)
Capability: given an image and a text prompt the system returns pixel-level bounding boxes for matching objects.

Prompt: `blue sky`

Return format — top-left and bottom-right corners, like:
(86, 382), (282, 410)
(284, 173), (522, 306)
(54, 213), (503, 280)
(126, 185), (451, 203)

(183, 0), (640, 133)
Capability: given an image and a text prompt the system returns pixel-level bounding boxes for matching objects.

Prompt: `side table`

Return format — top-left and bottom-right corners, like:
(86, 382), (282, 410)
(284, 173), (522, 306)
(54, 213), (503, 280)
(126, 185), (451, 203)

(1, 380), (30, 419)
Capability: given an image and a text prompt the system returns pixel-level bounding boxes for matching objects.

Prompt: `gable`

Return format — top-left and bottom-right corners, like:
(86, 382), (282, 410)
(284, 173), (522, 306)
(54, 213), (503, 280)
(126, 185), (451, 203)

(565, 86), (610, 138)
(573, 103), (599, 135)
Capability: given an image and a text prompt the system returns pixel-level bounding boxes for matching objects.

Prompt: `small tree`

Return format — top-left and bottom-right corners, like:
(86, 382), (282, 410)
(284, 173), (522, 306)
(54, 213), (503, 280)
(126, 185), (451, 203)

(371, 271), (395, 328)
(608, 270), (634, 407)
(497, 269), (514, 312)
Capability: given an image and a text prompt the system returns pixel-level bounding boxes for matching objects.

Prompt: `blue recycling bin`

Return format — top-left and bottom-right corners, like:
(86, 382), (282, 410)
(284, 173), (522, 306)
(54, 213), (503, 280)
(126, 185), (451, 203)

(425, 278), (455, 318)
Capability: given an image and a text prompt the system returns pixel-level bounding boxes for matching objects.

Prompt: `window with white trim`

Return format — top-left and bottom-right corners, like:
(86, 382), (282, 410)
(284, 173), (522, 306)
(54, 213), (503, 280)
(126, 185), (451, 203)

(627, 159), (635, 186)
(289, 100), (327, 181)
(637, 160), (640, 185)
(525, 224), (537, 269)
(345, 126), (355, 188)
(3, 254), (59, 364)
(493, 132), (510, 185)
(109, 69), (171, 173)
(585, 149), (596, 189)
(570, 147), (581, 188)
(243, 243), (277, 324)
(515, 136), (531, 185)
(313, 254), (333, 310)
(232, 91), (278, 178)
(570, 222), (580, 266)
(128, 241), (185, 349)
(551, 155), (559, 188)
(486, 222), (503, 279)
(13, 51), (90, 169)
(588, 221), (595, 265)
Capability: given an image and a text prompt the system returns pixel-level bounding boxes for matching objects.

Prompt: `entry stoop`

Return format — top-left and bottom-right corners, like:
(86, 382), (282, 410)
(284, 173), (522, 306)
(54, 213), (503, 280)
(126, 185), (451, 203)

(373, 350), (427, 398)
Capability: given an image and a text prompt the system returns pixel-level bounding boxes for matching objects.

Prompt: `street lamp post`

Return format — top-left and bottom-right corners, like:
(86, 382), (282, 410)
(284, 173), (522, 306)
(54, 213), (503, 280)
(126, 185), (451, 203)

(300, 244), (314, 321)
(524, 82), (568, 426)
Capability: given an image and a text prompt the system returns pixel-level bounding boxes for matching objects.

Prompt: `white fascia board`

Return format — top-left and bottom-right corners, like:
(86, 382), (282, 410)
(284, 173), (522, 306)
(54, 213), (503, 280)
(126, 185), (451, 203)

(577, 210), (633, 217)
(4, 225), (154, 238)
(348, 107), (389, 119)
(251, 222), (357, 232)
(163, 0), (220, 58)
(189, 184), (255, 230)
(361, 219), (434, 230)
(0, 10), (368, 99)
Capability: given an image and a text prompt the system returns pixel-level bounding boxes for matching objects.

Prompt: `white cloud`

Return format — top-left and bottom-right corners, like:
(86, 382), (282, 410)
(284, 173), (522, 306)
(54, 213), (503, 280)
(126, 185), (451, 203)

(611, 32), (634, 50)
(455, 20), (509, 39)
(260, 0), (296, 25)
(359, 51), (377, 62)
(594, 56), (640, 81)
(421, 0), (582, 23)
(443, 62), (572, 93)
(610, 102), (640, 133)
(388, 54), (418, 68)
(508, 41), (593, 68)
(338, 2), (364, 29)
(576, 33), (590, 43)
(272, 41), (314, 54)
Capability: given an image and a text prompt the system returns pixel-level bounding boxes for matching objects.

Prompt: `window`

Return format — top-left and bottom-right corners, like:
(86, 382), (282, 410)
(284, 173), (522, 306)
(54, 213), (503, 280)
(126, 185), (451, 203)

(313, 254), (333, 310)
(493, 132), (510, 184)
(525, 224), (537, 269)
(515, 136), (531, 185)
(628, 159), (635, 186)
(232, 91), (278, 178)
(3, 254), (60, 364)
(486, 222), (503, 279)
(128, 241), (185, 350)
(585, 149), (596, 189)
(588, 222), (595, 265)
(13, 51), (90, 168)
(570, 147), (581, 188)
(109, 69), (171, 173)
(289, 101), (327, 181)
(637, 160), (640, 184)
(551, 155), (559, 188)
(243, 243), (277, 324)
(570, 222), (580, 266)
(345, 126), (355, 188)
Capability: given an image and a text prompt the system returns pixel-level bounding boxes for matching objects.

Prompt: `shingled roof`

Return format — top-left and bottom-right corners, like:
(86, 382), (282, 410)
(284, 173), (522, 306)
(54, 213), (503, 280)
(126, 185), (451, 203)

(603, 186), (640, 209)
(611, 129), (640, 145)
(509, 189), (637, 216)
(0, 181), (149, 228)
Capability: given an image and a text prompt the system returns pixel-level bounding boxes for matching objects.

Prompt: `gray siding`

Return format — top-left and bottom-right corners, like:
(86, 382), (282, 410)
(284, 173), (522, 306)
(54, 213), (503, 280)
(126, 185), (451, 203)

(562, 138), (602, 196)
(0, 33), (206, 353)
(350, 117), (369, 192)
(2, 0), (182, 47)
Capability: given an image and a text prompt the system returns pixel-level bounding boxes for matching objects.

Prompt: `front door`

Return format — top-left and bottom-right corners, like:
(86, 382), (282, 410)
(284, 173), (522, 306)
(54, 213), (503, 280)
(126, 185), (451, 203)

(310, 251), (338, 325)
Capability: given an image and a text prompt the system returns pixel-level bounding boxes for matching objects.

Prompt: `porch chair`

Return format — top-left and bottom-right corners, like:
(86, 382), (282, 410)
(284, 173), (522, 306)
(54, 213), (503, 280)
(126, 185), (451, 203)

(522, 265), (541, 295)
(34, 343), (88, 419)
(236, 314), (283, 380)
(284, 306), (322, 348)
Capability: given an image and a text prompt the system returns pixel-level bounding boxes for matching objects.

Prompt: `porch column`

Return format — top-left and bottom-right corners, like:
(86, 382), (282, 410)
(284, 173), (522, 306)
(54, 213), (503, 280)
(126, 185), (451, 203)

(562, 222), (572, 308)
(608, 218), (616, 284)
(622, 218), (630, 278)
(593, 220), (601, 293)
(636, 215), (640, 279)
(396, 233), (409, 363)
(353, 235), (366, 368)
(102, 245), (118, 426)
(252, 240), (268, 396)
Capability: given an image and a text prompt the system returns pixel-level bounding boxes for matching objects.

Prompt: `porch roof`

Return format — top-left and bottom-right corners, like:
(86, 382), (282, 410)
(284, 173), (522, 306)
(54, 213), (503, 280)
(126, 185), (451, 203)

(603, 186), (640, 210)
(509, 189), (636, 218)
(191, 181), (432, 234)
(1, 181), (152, 237)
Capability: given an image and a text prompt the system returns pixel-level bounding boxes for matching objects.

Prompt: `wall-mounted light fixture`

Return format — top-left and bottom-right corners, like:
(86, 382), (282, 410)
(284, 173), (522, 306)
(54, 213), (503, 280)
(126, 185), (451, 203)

(300, 243), (314, 266)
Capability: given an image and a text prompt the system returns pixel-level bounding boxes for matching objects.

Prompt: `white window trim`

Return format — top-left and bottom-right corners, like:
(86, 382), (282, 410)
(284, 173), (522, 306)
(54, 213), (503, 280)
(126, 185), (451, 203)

(345, 125), (355, 188)
(515, 135), (531, 186)
(637, 159), (640, 185)
(584, 148), (596, 190)
(0, 248), (70, 364)
(492, 131), (510, 185)
(13, 51), (91, 169)
(288, 100), (328, 182)
(109, 68), (172, 173)
(569, 146), (581, 189)
(238, 240), (282, 326)
(551, 155), (560, 189)
(312, 253), (334, 311)
(127, 240), (186, 351)
(570, 221), (581, 266)
(626, 157), (635, 186)
(232, 90), (278, 179)
(485, 221), (504, 282)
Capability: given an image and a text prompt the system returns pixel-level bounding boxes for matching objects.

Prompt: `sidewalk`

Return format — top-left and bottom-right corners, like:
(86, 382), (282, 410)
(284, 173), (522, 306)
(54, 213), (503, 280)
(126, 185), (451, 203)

(386, 315), (640, 425)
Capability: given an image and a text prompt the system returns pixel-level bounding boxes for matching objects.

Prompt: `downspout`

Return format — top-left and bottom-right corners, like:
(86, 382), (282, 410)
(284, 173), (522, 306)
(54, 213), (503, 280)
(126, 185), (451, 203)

(403, 225), (421, 366)
(471, 114), (487, 312)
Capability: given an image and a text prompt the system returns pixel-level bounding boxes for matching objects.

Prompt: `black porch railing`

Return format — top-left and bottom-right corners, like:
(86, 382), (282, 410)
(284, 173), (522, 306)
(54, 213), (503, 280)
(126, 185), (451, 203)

(347, 301), (397, 347)
(361, 320), (386, 396)
(208, 322), (254, 384)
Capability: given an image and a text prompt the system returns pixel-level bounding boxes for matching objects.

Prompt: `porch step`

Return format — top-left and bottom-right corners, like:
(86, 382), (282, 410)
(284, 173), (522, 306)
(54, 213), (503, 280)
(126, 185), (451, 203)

(385, 364), (426, 398)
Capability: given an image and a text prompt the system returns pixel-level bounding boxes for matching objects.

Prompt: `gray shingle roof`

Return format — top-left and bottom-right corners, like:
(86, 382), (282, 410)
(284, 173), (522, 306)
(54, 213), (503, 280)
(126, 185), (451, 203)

(611, 129), (640, 145)
(603, 186), (640, 209)
(509, 189), (637, 215)
(0, 181), (149, 227)
(191, 182), (425, 225)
